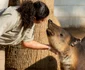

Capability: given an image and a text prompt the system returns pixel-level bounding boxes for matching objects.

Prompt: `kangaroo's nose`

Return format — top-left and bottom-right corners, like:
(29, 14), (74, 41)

(48, 19), (53, 28)
(48, 19), (52, 23)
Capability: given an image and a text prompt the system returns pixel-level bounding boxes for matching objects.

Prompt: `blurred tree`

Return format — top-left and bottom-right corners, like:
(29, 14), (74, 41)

(9, 0), (18, 6)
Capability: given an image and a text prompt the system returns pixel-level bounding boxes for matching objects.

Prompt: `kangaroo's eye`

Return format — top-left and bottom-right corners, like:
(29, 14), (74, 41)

(60, 33), (63, 37)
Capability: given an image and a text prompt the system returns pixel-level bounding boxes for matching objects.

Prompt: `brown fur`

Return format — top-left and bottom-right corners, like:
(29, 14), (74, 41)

(46, 19), (85, 70)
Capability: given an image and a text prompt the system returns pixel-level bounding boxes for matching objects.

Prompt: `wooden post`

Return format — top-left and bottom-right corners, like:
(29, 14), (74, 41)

(8, 0), (17, 6)
(5, 0), (60, 70)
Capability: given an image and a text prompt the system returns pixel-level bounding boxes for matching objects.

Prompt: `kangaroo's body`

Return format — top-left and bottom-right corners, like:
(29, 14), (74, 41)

(46, 19), (85, 70)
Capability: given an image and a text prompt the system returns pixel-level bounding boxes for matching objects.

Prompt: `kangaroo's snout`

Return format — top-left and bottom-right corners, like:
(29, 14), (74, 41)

(46, 19), (55, 36)
(48, 19), (53, 23)
(48, 19), (53, 28)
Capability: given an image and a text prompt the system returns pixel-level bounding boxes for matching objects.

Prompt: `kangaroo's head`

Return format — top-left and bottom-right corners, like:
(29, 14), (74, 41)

(46, 19), (80, 53)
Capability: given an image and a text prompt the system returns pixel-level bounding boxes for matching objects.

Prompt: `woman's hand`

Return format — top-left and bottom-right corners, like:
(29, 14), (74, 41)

(22, 41), (58, 54)
(22, 40), (51, 50)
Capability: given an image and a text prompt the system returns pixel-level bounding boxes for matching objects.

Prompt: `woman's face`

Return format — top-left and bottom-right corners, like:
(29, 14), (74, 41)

(34, 17), (46, 23)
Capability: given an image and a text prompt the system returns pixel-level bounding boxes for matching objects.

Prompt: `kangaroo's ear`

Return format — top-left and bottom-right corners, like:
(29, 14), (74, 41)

(81, 37), (85, 42)
(79, 37), (85, 47)
(70, 36), (80, 47)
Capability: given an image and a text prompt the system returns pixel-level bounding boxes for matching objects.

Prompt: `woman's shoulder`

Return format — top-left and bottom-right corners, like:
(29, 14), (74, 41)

(0, 6), (21, 32)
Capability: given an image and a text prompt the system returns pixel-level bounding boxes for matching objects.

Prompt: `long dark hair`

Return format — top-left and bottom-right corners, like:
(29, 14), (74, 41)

(17, 1), (49, 30)
(17, 1), (35, 30)
(34, 1), (49, 21)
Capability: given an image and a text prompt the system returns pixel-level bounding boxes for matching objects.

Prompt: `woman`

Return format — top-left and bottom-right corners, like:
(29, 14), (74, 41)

(0, 1), (50, 50)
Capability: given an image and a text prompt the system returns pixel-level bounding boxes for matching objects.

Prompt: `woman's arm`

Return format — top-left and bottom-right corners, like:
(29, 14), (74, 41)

(21, 40), (51, 50)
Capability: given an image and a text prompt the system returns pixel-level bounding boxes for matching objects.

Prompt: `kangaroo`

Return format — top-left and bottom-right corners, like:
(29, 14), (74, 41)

(46, 19), (85, 70)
